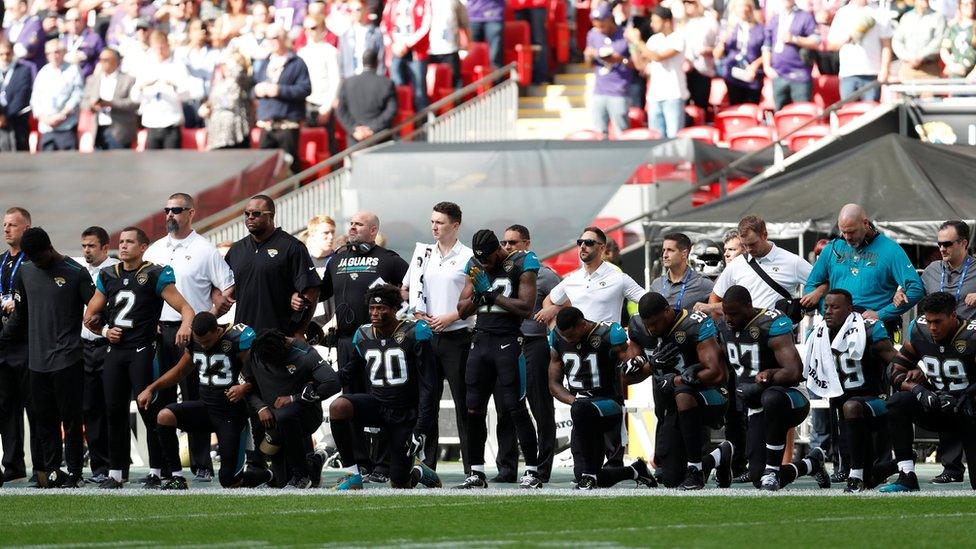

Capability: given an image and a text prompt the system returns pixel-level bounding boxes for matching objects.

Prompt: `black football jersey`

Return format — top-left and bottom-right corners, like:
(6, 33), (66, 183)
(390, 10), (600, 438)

(549, 322), (628, 399)
(464, 251), (540, 335)
(352, 319), (436, 411)
(718, 309), (794, 385)
(908, 316), (976, 394)
(96, 262), (175, 348)
(812, 318), (890, 397)
(628, 309), (719, 384)
(190, 323), (255, 409)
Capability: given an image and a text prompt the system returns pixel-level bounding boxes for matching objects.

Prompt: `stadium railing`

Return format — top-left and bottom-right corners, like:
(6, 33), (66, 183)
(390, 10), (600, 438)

(200, 63), (520, 244)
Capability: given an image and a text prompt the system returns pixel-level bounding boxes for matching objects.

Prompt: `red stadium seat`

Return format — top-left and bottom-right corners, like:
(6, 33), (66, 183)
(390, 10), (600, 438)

(460, 42), (490, 88)
(250, 127), (262, 148)
(714, 104), (761, 139)
(564, 129), (604, 140)
(181, 127), (208, 150)
(547, 248), (581, 276)
(773, 102), (821, 138)
(593, 216), (624, 247)
(813, 74), (840, 110)
(503, 20), (534, 87)
(835, 101), (879, 127)
(547, 0), (570, 65)
(617, 127), (663, 140)
(394, 85), (415, 137)
(426, 63), (454, 107)
(685, 104), (706, 127)
(787, 123), (831, 152)
(727, 126), (775, 151)
(298, 127), (330, 170)
(677, 125), (721, 145)
(628, 106), (647, 129)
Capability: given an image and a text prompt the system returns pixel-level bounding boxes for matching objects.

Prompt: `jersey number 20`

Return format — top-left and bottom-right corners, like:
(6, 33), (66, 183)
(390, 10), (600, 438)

(365, 348), (409, 386)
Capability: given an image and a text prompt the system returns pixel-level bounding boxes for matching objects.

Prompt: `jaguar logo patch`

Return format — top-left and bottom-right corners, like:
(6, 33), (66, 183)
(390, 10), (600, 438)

(503, 261), (514, 272)
(589, 336), (602, 349)
(674, 331), (687, 344)
(956, 340), (968, 353)
(394, 332), (405, 344)
(221, 340), (233, 353)
(268, 249), (278, 258)
(136, 272), (149, 285)
(749, 326), (761, 340)
(286, 364), (297, 374)
(54, 277), (66, 287)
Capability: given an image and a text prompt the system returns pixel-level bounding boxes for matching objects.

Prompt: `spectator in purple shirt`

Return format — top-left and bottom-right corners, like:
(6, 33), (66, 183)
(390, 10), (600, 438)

(714, 0), (765, 104)
(762, 0), (820, 109)
(584, 3), (633, 137)
(2, 0), (46, 73)
(106, 0), (157, 48)
(467, 0), (505, 69)
(61, 8), (105, 78)
(274, 0), (309, 37)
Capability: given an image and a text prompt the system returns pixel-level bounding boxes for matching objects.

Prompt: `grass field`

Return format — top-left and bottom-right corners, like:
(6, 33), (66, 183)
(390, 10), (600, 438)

(1, 465), (974, 547)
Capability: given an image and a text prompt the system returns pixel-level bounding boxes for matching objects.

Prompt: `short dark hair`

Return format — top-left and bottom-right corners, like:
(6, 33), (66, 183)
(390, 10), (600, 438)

(506, 224), (530, 240)
(364, 283), (403, 310)
(362, 47), (379, 70)
(191, 311), (219, 336)
(723, 285), (753, 306)
(555, 306), (585, 331)
(638, 292), (670, 319)
(580, 226), (607, 245)
(653, 5), (673, 20)
(169, 192), (195, 209)
(251, 194), (276, 214)
(919, 292), (957, 316)
(826, 288), (853, 306)
(940, 220), (971, 243)
(5, 207), (31, 223)
(81, 226), (110, 247)
(663, 232), (692, 252)
(252, 329), (290, 365)
(21, 227), (52, 259)
(120, 226), (150, 246)
(432, 202), (462, 224)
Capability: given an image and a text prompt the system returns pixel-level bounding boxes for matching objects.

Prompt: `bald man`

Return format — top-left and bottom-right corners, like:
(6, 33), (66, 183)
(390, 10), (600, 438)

(802, 203), (924, 334)
(320, 211), (409, 482)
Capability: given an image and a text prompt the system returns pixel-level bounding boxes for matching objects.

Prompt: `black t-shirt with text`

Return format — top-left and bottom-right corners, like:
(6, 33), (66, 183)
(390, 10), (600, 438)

(321, 244), (409, 338)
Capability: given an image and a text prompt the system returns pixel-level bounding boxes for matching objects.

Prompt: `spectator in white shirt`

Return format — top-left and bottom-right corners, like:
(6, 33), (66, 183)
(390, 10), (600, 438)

(30, 38), (84, 151)
(401, 201), (474, 473)
(297, 14), (340, 154)
(143, 191), (235, 482)
(427, 0), (469, 88)
(118, 19), (152, 76)
(627, 6), (688, 138)
(230, 1), (275, 74)
(537, 226), (646, 325)
(826, 0), (892, 101)
(174, 19), (220, 129)
(131, 30), (194, 149)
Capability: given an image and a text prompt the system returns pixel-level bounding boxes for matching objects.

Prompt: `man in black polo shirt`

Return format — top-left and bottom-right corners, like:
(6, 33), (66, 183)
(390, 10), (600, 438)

(0, 228), (96, 488)
(320, 210), (408, 481)
(224, 195), (321, 336)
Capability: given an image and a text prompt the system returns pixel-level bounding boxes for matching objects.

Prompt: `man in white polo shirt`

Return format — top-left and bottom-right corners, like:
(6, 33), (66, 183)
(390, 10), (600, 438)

(144, 192), (235, 482)
(536, 226), (646, 325)
(402, 202), (473, 474)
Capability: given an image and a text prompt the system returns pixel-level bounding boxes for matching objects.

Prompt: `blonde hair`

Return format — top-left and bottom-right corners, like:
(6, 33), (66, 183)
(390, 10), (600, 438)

(307, 214), (336, 231)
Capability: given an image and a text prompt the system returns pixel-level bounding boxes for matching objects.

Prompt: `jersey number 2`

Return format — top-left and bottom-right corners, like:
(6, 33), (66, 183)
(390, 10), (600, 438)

(114, 290), (136, 328)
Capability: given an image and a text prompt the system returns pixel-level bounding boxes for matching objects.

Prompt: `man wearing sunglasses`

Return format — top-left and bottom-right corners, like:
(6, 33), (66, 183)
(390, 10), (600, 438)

(145, 192), (235, 483)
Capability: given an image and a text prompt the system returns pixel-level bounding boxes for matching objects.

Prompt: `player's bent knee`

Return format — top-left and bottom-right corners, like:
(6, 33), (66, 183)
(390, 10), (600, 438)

(329, 396), (353, 420)
(467, 407), (487, 417)
(157, 408), (177, 427)
(842, 400), (863, 419)
(675, 391), (696, 410)
(760, 387), (788, 411)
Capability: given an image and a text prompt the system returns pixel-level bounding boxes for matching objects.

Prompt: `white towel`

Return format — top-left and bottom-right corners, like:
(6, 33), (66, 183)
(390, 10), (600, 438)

(406, 243), (434, 312)
(804, 313), (866, 398)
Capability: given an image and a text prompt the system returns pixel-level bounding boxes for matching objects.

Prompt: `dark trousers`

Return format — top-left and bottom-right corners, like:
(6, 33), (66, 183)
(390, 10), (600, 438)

(495, 335), (555, 481)
(428, 52), (463, 89)
(158, 322), (213, 474)
(146, 125), (182, 150)
(336, 335), (377, 471)
(390, 50), (430, 111)
(939, 433), (966, 477)
(0, 116), (30, 151)
(332, 394), (416, 487)
(0, 360), (40, 477)
(428, 329), (471, 472)
(686, 68), (713, 112)
(514, 8), (549, 85)
(253, 401), (321, 486)
(726, 82), (762, 105)
(305, 104), (338, 156)
(164, 401), (249, 487)
(29, 363), (85, 474)
(94, 125), (130, 150)
(470, 20), (505, 70)
(40, 128), (79, 151)
(771, 78), (812, 110)
(259, 126), (302, 175)
(83, 340), (110, 477)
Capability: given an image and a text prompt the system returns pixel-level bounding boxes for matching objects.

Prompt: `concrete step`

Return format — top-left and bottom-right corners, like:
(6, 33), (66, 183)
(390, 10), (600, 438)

(554, 72), (593, 86)
(516, 113), (594, 139)
(517, 106), (590, 119)
(525, 83), (590, 97)
(519, 95), (588, 109)
(562, 63), (590, 74)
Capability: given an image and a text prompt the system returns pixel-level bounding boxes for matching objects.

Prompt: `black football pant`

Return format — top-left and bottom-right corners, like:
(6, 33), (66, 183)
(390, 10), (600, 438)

(744, 387), (809, 487)
(83, 340), (110, 477)
(103, 344), (177, 473)
(570, 398), (635, 487)
(331, 394), (417, 488)
(428, 329), (471, 473)
(655, 385), (727, 487)
(0, 360), (40, 477)
(29, 363), (85, 475)
(161, 401), (257, 488)
(724, 366), (747, 475)
(465, 332), (538, 469)
(253, 401), (322, 485)
(887, 390), (976, 489)
(336, 335), (380, 473)
(837, 395), (894, 488)
(159, 322), (213, 475)
(938, 433), (966, 478)
(495, 335), (555, 480)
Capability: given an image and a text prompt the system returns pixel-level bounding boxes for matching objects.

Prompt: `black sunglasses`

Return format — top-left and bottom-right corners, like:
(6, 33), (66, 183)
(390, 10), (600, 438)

(500, 239), (524, 246)
(577, 239), (604, 248)
(164, 207), (190, 214)
(244, 210), (273, 218)
(938, 239), (961, 248)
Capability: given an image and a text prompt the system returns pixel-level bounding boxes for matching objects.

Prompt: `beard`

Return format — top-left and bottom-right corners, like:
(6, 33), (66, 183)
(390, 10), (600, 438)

(166, 219), (180, 234)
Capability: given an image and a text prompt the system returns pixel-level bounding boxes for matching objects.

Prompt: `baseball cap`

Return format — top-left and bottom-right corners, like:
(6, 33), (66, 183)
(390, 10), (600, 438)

(471, 229), (500, 259)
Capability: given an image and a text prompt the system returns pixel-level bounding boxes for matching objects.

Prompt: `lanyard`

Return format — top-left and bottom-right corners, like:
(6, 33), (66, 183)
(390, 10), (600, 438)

(941, 257), (972, 302)
(0, 251), (25, 296)
(671, 268), (692, 310)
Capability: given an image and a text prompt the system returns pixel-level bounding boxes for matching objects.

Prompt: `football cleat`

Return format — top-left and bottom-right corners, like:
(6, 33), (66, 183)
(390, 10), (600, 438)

(161, 476), (189, 491)
(86, 473), (109, 485)
(332, 473), (364, 491)
(731, 472), (752, 484)
(931, 471), (964, 484)
(411, 461), (442, 489)
(452, 472), (488, 489)
(715, 441), (734, 488)
(879, 471), (920, 493)
(242, 464), (274, 488)
(574, 474), (597, 490)
(364, 471), (389, 484)
(142, 474), (163, 490)
(307, 450), (327, 488)
(806, 447), (831, 489)
(62, 474), (85, 489)
(519, 470), (543, 489)
(631, 458), (658, 488)
(829, 469), (848, 484)
(844, 477), (867, 493)
(98, 477), (124, 490)
(283, 476), (312, 490)
(759, 469), (780, 491)
(193, 470), (213, 483)
(678, 466), (705, 491)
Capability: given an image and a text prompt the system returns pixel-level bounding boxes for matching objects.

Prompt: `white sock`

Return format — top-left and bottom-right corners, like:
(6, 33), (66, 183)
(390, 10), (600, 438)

(766, 443), (785, 451)
(471, 465), (485, 474)
(802, 459), (813, 471)
(709, 447), (722, 462)
(171, 470), (184, 478)
(344, 465), (360, 475)
(849, 468), (864, 480)
(526, 465), (538, 472)
(150, 468), (161, 478)
(688, 462), (702, 471)
(630, 465), (639, 479)
(765, 465), (780, 471)
(109, 469), (123, 482)
(897, 460), (915, 474)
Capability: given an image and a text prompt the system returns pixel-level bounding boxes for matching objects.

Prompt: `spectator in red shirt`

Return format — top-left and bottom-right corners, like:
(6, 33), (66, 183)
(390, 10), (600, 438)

(382, 0), (432, 111)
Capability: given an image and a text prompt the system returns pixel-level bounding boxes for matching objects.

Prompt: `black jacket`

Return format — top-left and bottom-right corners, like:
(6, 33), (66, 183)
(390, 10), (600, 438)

(336, 71), (398, 134)
(0, 61), (33, 121)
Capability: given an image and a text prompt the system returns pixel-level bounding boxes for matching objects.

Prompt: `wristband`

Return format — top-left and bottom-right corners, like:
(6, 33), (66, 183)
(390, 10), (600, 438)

(101, 325), (110, 338)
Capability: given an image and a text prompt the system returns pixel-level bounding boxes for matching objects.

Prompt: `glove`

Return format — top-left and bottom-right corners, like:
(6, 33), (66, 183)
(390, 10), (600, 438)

(618, 354), (648, 377)
(649, 342), (681, 372)
(481, 287), (503, 307)
(937, 392), (958, 412)
(652, 373), (675, 395)
(407, 432), (426, 459)
(955, 393), (976, 417)
(469, 266), (492, 294)
(680, 364), (704, 388)
(736, 381), (764, 405)
(912, 384), (941, 412)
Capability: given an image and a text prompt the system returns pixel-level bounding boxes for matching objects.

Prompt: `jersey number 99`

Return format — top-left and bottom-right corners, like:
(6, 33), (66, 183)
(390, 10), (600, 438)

(920, 356), (970, 392)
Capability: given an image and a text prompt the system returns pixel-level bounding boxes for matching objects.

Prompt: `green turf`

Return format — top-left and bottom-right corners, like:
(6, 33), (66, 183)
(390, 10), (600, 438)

(1, 493), (975, 547)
